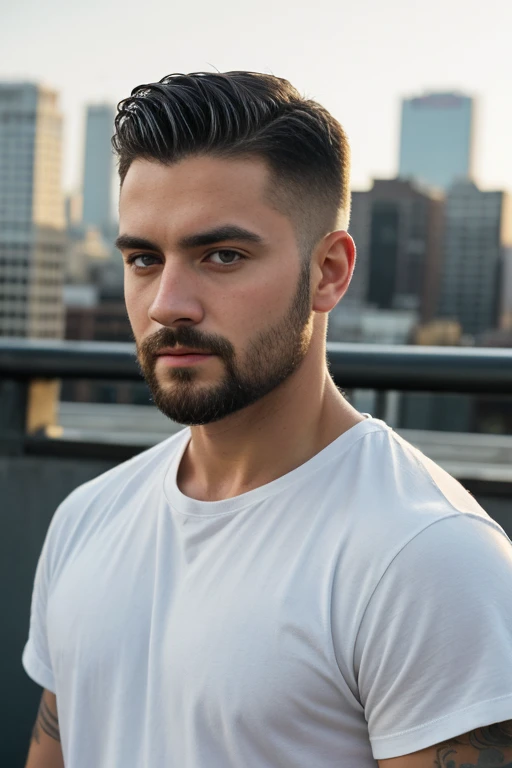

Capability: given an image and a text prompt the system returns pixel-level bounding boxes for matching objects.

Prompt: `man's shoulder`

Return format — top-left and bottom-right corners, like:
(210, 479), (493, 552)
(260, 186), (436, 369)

(44, 428), (189, 564)
(69, 426), (189, 503)
(385, 427), (489, 519)
(338, 421), (505, 574)
(357, 421), (488, 520)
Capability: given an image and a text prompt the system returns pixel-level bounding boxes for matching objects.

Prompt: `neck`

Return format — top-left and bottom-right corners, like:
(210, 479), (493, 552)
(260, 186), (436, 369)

(177, 343), (364, 502)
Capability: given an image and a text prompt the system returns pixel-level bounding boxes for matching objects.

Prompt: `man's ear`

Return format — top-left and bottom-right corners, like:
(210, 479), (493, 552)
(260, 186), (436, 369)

(311, 231), (356, 313)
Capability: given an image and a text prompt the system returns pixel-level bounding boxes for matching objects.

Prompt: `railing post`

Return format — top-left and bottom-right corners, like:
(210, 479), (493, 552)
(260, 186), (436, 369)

(374, 390), (388, 420)
(0, 378), (28, 456)
(384, 390), (400, 427)
(0, 378), (60, 455)
(26, 379), (60, 435)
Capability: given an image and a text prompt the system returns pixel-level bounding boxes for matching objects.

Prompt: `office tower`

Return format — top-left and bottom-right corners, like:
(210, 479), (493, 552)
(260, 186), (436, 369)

(344, 190), (371, 309)
(65, 191), (83, 230)
(399, 92), (474, 190)
(0, 83), (65, 338)
(348, 179), (444, 323)
(437, 180), (512, 336)
(82, 104), (115, 237)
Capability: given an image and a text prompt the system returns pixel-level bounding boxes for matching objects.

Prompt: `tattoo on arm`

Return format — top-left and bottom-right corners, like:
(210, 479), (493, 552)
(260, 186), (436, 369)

(435, 720), (512, 767)
(32, 695), (60, 744)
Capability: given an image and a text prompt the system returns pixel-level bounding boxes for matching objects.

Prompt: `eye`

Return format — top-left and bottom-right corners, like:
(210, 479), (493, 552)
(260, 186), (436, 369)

(126, 253), (160, 269)
(207, 250), (243, 266)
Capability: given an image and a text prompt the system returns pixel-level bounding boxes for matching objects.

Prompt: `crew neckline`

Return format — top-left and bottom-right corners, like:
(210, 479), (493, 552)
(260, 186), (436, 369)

(163, 415), (388, 517)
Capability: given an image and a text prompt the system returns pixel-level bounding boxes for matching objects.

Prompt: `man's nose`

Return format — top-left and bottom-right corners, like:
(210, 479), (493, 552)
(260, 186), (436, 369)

(148, 262), (204, 327)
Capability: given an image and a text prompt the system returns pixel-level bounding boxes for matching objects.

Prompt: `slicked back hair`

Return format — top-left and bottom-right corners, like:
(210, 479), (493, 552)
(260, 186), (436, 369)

(112, 71), (351, 257)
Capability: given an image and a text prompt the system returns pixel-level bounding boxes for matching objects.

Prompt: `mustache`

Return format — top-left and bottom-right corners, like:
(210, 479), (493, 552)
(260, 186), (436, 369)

(138, 326), (235, 360)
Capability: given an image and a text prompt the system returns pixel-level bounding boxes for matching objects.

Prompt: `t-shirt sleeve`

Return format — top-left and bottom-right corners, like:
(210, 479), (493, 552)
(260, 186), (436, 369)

(22, 525), (56, 693)
(354, 514), (512, 760)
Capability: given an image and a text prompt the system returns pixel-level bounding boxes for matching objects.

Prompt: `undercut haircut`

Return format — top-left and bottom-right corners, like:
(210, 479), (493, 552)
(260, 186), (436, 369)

(112, 71), (351, 256)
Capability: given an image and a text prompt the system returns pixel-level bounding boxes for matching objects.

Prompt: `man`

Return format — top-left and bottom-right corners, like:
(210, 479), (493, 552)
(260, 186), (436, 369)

(23, 71), (512, 768)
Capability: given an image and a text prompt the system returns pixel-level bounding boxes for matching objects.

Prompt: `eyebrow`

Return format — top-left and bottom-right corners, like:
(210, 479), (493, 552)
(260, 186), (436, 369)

(115, 234), (161, 252)
(115, 225), (265, 253)
(178, 225), (265, 249)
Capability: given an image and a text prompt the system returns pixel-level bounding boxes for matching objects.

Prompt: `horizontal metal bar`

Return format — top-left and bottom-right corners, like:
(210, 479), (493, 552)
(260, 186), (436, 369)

(327, 342), (512, 394)
(0, 338), (511, 394)
(0, 338), (142, 380)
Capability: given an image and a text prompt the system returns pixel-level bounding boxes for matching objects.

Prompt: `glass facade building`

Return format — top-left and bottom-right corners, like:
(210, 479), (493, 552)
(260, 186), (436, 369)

(437, 181), (511, 336)
(82, 104), (115, 237)
(347, 179), (443, 324)
(399, 92), (473, 190)
(0, 83), (65, 338)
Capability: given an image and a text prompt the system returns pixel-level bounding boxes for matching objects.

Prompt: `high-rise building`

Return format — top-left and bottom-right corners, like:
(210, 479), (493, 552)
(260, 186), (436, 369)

(344, 190), (371, 310)
(399, 92), (474, 190)
(82, 104), (115, 237)
(0, 83), (65, 338)
(347, 179), (444, 323)
(437, 180), (512, 337)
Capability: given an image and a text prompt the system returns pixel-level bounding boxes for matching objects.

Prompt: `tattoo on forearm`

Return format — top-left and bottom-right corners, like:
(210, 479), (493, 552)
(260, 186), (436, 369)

(435, 721), (512, 767)
(31, 721), (40, 744)
(32, 697), (60, 743)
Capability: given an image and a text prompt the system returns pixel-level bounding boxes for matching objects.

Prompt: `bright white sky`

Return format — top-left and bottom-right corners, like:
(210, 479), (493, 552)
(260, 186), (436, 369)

(2, 0), (512, 197)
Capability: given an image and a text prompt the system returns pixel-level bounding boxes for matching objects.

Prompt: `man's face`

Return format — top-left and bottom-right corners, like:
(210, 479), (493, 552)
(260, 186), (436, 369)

(118, 155), (314, 425)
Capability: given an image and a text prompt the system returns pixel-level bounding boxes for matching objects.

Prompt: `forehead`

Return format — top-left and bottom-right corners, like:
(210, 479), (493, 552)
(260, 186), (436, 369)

(118, 155), (295, 247)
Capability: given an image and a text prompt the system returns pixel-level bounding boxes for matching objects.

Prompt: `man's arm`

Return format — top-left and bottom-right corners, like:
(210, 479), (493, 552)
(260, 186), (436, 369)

(25, 689), (64, 768)
(377, 720), (512, 767)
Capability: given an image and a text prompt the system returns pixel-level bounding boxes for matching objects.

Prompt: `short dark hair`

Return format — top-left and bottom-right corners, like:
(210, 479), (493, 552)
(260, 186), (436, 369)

(112, 71), (351, 254)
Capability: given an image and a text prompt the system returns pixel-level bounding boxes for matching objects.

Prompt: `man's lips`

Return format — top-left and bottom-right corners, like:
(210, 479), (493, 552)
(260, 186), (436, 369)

(154, 347), (215, 367)
(156, 347), (212, 356)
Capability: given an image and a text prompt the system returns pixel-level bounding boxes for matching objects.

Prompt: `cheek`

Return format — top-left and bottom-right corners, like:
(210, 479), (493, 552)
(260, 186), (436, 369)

(223, 277), (286, 329)
(124, 279), (152, 334)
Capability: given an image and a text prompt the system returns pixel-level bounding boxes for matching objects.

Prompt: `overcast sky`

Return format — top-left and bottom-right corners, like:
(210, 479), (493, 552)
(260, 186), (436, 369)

(2, 0), (512, 197)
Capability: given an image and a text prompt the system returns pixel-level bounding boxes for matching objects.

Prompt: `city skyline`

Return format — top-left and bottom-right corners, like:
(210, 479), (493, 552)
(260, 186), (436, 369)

(3, 0), (512, 195)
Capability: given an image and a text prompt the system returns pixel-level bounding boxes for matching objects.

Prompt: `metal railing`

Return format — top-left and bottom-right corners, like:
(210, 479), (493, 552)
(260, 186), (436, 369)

(1, 337), (512, 457)
(1, 337), (512, 391)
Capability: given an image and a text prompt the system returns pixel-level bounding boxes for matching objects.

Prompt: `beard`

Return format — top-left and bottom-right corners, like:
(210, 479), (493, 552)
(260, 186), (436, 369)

(136, 259), (313, 425)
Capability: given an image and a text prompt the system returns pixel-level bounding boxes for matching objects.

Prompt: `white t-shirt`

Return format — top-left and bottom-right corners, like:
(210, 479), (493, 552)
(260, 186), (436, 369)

(23, 417), (512, 767)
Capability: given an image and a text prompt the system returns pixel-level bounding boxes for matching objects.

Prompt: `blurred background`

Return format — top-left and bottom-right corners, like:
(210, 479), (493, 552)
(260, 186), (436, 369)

(2, 0), (512, 762)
